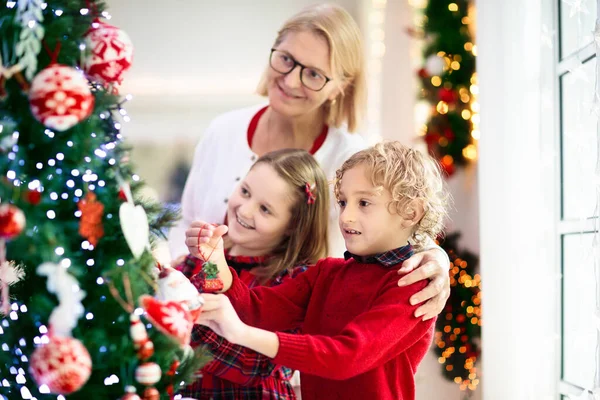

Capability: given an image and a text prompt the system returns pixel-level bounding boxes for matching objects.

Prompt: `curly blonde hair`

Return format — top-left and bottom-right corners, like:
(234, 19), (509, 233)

(334, 141), (449, 247)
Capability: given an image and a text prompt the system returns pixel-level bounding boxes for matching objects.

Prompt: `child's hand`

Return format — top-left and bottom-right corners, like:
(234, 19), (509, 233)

(197, 293), (248, 344)
(185, 221), (232, 291)
(185, 221), (228, 261)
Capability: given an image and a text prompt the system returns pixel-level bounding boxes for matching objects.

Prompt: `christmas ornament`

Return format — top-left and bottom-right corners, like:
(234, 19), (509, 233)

(134, 361), (161, 386)
(37, 262), (86, 336)
(14, 0), (45, 80)
(139, 294), (194, 347)
(0, 204), (26, 240)
(142, 387), (160, 400)
(165, 359), (180, 397)
(119, 201), (150, 259)
(120, 386), (141, 400)
(438, 88), (457, 104)
(157, 266), (204, 320)
(25, 189), (42, 205)
(130, 313), (155, 360)
(29, 335), (92, 394)
(417, 67), (428, 78)
(425, 54), (446, 76)
(202, 261), (224, 293)
(77, 192), (104, 246)
(83, 19), (134, 85)
(29, 64), (94, 131)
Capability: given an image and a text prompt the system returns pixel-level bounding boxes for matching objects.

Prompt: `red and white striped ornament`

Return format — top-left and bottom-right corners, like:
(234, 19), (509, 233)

(134, 362), (161, 386)
(29, 336), (92, 394)
(28, 64), (94, 132)
(83, 19), (133, 85)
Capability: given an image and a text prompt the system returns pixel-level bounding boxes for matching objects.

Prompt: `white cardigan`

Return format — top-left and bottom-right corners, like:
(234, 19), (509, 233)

(168, 104), (367, 259)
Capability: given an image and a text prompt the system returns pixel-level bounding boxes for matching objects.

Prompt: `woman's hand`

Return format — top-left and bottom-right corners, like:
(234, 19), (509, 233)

(397, 248), (450, 320)
(185, 221), (232, 291)
(197, 293), (248, 344)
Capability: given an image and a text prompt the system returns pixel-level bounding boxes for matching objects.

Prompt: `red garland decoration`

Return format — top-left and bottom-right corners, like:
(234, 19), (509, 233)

(77, 192), (104, 246)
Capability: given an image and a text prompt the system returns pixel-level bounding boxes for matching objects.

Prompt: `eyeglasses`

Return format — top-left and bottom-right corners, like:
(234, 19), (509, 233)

(269, 49), (332, 92)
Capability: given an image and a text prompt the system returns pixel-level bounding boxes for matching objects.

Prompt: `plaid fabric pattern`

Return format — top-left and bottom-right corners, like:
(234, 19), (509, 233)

(343, 244), (414, 268)
(175, 254), (308, 399)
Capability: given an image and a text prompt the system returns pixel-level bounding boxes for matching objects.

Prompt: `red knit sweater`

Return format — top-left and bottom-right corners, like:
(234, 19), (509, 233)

(226, 256), (435, 400)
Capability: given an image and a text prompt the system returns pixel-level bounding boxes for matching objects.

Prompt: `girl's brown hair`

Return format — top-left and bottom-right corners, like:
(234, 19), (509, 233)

(228, 149), (329, 280)
(256, 3), (366, 132)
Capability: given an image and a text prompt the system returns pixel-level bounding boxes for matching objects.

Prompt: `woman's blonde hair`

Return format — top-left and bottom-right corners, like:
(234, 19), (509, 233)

(256, 3), (366, 132)
(334, 142), (450, 247)
(228, 149), (329, 281)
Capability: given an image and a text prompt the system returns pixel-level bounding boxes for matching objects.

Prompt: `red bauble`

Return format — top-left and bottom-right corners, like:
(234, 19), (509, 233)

(29, 64), (94, 132)
(0, 204), (25, 240)
(25, 190), (42, 205)
(135, 362), (162, 386)
(438, 88), (457, 104)
(417, 67), (429, 78)
(29, 336), (92, 395)
(83, 19), (134, 85)
(142, 387), (160, 400)
(139, 295), (194, 346)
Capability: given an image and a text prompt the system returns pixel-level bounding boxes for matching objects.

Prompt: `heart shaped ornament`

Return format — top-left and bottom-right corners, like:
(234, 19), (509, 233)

(139, 295), (193, 347)
(119, 202), (150, 259)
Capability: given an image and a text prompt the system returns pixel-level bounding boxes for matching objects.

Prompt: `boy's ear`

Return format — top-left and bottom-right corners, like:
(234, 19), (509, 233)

(401, 200), (426, 228)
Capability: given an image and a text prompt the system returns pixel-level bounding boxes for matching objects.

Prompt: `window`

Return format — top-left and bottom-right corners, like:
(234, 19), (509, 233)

(555, 0), (599, 396)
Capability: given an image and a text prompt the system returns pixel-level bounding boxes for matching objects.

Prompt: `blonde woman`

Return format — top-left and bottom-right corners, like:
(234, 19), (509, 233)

(168, 4), (449, 320)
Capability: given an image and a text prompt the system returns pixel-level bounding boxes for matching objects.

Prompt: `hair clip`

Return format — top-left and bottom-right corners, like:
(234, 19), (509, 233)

(305, 182), (316, 205)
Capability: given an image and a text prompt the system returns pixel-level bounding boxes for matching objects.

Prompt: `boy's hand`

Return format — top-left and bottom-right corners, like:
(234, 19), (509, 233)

(397, 249), (450, 320)
(197, 293), (248, 344)
(185, 221), (232, 291)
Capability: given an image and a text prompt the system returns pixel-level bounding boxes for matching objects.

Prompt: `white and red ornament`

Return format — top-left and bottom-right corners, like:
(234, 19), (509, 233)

(83, 19), (133, 85)
(28, 64), (94, 132)
(134, 361), (161, 386)
(120, 386), (141, 400)
(29, 335), (92, 394)
(0, 204), (25, 240)
(157, 266), (204, 321)
(130, 313), (154, 360)
(139, 294), (194, 347)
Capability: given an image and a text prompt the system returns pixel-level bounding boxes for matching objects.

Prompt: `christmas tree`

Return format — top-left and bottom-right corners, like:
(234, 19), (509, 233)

(414, 0), (477, 176)
(0, 1), (208, 399)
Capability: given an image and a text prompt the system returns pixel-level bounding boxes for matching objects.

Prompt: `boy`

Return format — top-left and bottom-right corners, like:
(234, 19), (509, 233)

(189, 141), (449, 400)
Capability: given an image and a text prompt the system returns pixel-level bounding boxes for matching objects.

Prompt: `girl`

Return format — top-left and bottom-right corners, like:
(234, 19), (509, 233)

(175, 148), (329, 399)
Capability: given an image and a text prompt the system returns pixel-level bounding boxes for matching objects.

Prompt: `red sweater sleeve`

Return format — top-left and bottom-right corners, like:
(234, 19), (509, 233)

(272, 276), (434, 381)
(226, 262), (322, 332)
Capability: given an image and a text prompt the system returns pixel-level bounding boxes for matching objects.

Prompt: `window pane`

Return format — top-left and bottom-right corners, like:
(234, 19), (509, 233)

(559, 0), (597, 59)
(560, 57), (598, 220)
(562, 232), (598, 388)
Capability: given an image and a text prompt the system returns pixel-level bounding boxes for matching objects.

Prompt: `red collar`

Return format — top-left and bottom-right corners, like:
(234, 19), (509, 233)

(247, 106), (328, 155)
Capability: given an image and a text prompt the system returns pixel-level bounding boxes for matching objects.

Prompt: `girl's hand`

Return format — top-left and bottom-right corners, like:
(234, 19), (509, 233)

(185, 221), (232, 291)
(397, 248), (451, 320)
(197, 293), (248, 344)
(184, 221), (228, 261)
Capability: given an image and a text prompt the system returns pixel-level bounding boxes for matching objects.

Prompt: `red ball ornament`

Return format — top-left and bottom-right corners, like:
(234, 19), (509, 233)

(29, 64), (94, 132)
(29, 336), (92, 395)
(135, 361), (162, 386)
(142, 387), (160, 400)
(0, 204), (25, 240)
(417, 67), (429, 78)
(25, 190), (42, 205)
(438, 88), (457, 104)
(83, 19), (134, 85)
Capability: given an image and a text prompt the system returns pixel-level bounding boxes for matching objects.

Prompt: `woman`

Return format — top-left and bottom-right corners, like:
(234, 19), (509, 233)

(168, 3), (449, 320)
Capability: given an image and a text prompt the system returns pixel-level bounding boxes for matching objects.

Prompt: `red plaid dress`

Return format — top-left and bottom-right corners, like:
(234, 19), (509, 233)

(176, 253), (307, 400)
